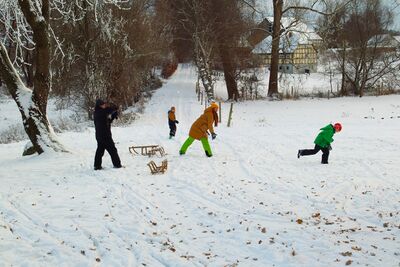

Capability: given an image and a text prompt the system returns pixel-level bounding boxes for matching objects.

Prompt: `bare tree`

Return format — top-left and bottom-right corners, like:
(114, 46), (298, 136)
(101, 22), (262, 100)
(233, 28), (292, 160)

(266, 0), (351, 97)
(0, 0), (138, 155)
(341, 0), (395, 96)
(0, 0), (66, 155)
(161, 0), (254, 101)
(268, 0), (284, 97)
(50, 0), (168, 117)
(210, 0), (253, 101)
(162, 0), (216, 101)
(318, 0), (397, 96)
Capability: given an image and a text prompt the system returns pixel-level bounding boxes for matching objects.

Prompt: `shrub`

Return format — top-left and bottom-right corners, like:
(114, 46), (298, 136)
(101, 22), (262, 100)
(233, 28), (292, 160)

(0, 124), (27, 144)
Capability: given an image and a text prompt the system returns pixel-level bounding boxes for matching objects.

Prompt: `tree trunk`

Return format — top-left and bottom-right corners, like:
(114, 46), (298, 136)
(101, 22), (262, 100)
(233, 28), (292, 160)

(219, 45), (238, 100)
(194, 34), (214, 102)
(0, 43), (65, 154)
(268, 0), (283, 97)
(0, 0), (66, 155)
(19, 0), (51, 116)
(340, 40), (347, 96)
(22, 50), (34, 88)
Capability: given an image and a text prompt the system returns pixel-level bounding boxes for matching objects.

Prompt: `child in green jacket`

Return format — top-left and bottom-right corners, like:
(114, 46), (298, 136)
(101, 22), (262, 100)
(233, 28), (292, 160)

(298, 123), (342, 164)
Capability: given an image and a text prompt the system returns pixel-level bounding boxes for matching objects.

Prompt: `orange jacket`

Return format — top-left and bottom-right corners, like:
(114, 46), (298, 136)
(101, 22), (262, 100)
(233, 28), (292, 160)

(168, 110), (176, 122)
(189, 107), (217, 140)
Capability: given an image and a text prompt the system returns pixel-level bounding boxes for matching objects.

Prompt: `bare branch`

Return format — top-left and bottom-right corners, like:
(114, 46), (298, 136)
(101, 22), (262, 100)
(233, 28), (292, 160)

(283, 0), (352, 16)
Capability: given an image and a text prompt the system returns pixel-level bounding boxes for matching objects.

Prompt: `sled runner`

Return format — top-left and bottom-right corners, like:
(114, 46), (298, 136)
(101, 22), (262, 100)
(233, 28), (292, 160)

(147, 160), (168, 174)
(129, 145), (166, 157)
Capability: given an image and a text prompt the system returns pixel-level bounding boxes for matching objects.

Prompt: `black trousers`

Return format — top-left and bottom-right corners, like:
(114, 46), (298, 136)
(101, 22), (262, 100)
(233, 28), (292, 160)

(94, 139), (121, 168)
(169, 123), (176, 137)
(300, 144), (330, 164)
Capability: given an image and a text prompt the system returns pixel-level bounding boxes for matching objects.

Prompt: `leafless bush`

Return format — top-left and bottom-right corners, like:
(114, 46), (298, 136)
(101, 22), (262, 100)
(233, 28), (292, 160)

(282, 88), (300, 100)
(0, 124), (27, 144)
(112, 111), (138, 126)
(50, 116), (86, 133)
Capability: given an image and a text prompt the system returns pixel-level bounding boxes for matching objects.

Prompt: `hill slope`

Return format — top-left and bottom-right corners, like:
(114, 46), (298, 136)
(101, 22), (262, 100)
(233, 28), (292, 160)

(0, 64), (399, 266)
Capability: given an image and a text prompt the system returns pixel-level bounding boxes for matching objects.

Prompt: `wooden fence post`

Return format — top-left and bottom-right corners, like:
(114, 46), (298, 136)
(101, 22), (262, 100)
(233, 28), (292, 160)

(227, 103), (233, 127)
(219, 101), (222, 123)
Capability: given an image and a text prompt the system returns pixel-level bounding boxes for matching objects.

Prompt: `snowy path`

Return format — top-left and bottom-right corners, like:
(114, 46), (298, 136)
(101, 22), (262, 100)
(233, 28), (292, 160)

(0, 64), (399, 266)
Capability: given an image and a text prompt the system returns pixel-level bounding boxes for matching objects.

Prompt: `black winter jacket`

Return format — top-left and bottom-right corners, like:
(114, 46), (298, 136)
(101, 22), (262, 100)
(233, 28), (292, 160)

(94, 104), (118, 142)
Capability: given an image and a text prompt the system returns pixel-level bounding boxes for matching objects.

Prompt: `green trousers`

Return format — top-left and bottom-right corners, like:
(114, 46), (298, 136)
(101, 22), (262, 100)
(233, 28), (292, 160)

(180, 136), (212, 156)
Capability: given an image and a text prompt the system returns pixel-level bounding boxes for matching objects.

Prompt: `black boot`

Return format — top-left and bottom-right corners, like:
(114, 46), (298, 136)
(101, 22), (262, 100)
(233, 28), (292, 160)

(205, 150), (212, 157)
(297, 150), (302, 159)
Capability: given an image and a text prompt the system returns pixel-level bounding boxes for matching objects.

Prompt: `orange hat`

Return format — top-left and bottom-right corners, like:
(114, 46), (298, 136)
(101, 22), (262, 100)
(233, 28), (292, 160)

(210, 102), (218, 110)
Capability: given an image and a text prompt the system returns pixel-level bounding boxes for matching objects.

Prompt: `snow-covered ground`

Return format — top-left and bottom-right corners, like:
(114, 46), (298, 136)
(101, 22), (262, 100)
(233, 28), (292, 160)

(0, 65), (399, 266)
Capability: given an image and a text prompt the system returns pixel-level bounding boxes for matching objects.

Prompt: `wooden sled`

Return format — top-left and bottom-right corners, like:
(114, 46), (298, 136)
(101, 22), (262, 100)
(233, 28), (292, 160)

(147, 160), (168, 174)
(129, 145), (166, 157)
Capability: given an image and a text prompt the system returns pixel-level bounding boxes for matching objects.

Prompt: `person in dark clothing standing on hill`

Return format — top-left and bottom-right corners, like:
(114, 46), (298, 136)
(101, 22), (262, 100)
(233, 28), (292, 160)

(297, 123), (342, 164)
(168, 106), (179, 139)
(93, 99), (122, 170)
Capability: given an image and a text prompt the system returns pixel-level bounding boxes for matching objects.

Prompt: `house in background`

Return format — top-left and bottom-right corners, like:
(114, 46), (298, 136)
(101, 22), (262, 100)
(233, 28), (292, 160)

(249, 17), (322, 74)
(367, 33), (400, 54)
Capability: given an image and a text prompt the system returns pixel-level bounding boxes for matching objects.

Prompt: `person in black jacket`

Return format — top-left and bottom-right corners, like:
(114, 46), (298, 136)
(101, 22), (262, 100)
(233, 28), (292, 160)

(93, 99), (122, 170)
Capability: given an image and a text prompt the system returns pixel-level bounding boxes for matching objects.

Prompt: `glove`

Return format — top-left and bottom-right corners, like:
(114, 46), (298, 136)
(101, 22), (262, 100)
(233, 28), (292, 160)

(211, 133), (217, 140)
(175, 120), (179, 124)
(111, 110), (119, 120)
(328, 145), (332, 151)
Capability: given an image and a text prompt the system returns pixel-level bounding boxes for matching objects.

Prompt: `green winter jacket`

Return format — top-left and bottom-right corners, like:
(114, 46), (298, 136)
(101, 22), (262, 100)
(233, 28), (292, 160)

(314, 124), (335, 148)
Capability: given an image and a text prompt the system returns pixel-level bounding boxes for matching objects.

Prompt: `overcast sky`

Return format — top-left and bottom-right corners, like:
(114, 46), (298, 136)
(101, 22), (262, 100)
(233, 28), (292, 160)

(255, 0), (400, 30)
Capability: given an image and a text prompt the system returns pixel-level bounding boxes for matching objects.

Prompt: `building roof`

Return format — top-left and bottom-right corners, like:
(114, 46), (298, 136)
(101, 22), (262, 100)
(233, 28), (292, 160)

(252, 17), (321, 54)
(367, 34), (400, 48)
(393, 35), (400, 43)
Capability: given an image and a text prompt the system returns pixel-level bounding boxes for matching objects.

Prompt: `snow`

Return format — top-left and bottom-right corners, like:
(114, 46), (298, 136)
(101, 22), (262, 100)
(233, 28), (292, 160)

(1, 64), (399, 266)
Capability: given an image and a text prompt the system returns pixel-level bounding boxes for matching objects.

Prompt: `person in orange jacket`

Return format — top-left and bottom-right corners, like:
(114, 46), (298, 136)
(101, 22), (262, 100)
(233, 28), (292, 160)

(168, 106), (179, 139)
(179, 102), (219, 157)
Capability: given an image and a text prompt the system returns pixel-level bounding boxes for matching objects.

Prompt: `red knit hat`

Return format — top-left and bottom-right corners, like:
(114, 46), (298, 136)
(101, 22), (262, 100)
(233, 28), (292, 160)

(334, 123), (342, 132)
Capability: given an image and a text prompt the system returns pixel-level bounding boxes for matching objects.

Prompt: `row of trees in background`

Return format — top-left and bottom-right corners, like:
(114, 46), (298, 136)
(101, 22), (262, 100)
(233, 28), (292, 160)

(51, 0), (169, 117)
(254, 0), (399, 98)
(158, 0), (399, 99)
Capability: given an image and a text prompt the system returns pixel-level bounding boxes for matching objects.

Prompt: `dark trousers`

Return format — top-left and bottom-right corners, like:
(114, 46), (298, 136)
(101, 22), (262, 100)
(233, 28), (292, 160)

(169, 123), (176, 137)
(94, 139), (121, 168)
(300, 144), (330, 164)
